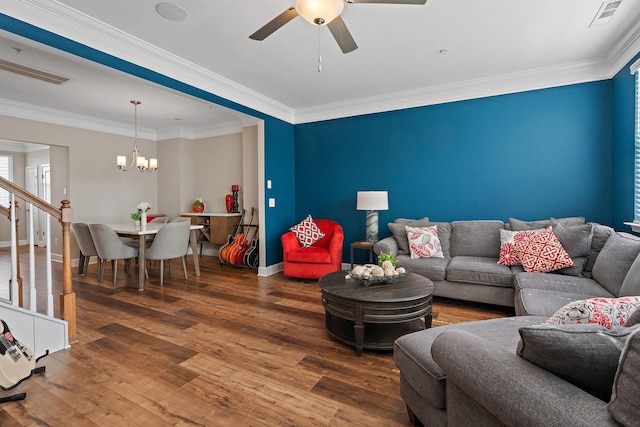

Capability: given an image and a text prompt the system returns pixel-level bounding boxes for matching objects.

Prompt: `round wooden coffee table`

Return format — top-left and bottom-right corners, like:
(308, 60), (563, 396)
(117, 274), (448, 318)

(318, 271), (434, 356)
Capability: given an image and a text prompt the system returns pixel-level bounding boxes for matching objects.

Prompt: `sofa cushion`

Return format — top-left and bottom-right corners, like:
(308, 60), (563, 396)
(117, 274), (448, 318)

(449, 220), (504, 258)
(289, 214), (324, 248)
(608, 327), (640, 426)
(394, 316), (546, 410)
(396, 254), (449, 281)
(619, 251), (640, 297)
(515, 288), (615, 317)
(446, 256), (513, 287)
(509, 216), (585, 231)
(514, 272), (611, 297)
(517, 323), (639, 401)
(388, 217), (430, 255)
(626, 308), (640, 327)
(584, 224), (614, 277)
(592, 232), (640, 296)
(427, 221), (452, 257)
(498, 229), (542, 266)
(285, 246), (331, 263)
(406, 225), (444, 259)
(551, 220), (593, 277)
(546, 297), (640, 329)
(512, 227), (574, 273)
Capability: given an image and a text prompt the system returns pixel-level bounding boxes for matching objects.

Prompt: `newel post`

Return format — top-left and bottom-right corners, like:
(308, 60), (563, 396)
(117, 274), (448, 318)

(59, 200), (76, 343)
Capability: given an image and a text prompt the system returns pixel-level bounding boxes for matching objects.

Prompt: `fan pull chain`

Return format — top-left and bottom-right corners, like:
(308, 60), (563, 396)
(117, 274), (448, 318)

(317, 27), (322, 72)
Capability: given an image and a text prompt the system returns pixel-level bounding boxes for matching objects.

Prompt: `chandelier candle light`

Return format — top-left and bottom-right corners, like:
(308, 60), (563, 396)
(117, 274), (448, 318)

(116, 100), (158, 172)
(357, 191), (389, 242)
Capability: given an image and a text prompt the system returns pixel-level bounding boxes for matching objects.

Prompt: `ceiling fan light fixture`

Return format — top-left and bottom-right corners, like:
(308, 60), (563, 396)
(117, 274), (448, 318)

(295, 0), (344, 26)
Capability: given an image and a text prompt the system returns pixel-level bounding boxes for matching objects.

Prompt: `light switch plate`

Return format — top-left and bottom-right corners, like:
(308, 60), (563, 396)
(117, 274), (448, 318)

(269, 198), (276, 207)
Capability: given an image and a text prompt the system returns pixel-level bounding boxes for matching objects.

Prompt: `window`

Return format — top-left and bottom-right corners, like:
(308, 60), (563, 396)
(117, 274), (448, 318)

(633, 59), (640, 221)
(0, 155), (14, 207)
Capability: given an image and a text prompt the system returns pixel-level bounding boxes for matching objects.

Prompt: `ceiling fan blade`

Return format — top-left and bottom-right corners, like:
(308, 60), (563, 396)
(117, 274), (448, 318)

(249, 7), (298, 41)
(347, 0), (427, 4)
(327, 16), (358, 54)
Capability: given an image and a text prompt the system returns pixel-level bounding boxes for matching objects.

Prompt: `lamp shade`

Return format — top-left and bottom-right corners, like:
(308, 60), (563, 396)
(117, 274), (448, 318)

(295, 0), (344, 26)
(357, 191), (389, 211)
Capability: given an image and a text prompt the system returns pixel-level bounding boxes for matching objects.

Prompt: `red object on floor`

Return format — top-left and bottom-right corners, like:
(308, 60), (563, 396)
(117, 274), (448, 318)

(282, 219), (344, 280)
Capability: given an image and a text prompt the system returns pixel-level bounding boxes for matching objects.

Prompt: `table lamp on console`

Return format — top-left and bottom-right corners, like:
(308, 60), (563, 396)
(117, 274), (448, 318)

(356, 191), (389, 242)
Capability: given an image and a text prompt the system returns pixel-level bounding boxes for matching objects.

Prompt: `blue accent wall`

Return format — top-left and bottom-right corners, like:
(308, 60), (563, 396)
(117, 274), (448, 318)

(612, 53), (640, 230)
(295, 82), (614, 256)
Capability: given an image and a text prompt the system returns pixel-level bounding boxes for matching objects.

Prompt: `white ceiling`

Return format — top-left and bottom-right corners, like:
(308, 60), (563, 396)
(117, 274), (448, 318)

(0, 0), (640, 135)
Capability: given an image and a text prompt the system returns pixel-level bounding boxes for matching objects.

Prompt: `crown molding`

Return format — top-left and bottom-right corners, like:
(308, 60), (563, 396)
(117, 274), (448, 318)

(155, 120), (247, 141)
(7, 0), (295, 123)
(4, 0), (640, 127)
(605, 15), (640, 77)
(0, 98), (157, 139)
(293, 59), (613, 124)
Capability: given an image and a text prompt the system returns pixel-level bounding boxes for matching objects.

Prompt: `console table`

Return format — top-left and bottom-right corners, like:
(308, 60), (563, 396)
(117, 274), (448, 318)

(180, 212), (242, 247)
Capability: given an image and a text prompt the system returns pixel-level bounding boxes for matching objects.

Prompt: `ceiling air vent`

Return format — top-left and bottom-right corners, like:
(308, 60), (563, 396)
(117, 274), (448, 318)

(590, 1), (622, 28)
(0, 58), (69, 85)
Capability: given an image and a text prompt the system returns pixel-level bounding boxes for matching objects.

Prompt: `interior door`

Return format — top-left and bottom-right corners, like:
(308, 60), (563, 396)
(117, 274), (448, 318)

(39, 164), (51, 247)
(24, 165), (42, 246)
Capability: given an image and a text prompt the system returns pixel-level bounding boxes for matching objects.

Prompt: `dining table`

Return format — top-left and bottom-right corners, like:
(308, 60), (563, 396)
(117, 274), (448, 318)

(105, 222), (204, 291)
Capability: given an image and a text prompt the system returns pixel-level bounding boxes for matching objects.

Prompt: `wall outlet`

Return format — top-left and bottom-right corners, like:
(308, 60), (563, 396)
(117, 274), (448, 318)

(269, 198), (276, 208)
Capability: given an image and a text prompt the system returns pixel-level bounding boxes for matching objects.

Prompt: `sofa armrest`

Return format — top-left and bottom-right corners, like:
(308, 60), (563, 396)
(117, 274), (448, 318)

(328, 229), (344, 264)
(374, 237), (398, 257)
(431, 330), (617, 427)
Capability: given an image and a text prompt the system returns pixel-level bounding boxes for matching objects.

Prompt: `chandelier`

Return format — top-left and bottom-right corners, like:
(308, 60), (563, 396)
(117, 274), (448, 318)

(116, 100), (158, 172)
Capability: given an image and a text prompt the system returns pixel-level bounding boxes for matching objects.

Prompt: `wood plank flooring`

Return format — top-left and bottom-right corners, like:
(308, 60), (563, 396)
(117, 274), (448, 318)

(0, 251), (513, 426)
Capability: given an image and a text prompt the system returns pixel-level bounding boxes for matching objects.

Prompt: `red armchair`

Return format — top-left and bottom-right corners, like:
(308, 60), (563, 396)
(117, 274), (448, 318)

(282, 219), (344, 280)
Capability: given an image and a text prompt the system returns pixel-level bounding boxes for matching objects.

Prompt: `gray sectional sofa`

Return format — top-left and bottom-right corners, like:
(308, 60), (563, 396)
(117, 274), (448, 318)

(374, 216), (640, 426)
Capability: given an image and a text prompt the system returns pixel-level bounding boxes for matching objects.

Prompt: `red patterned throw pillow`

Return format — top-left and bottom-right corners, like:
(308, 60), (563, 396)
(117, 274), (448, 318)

(512, 226), (574, 273)
(289, 215), (325, 248)
(406, 225), (444, 259)
(547, 297), (640, 329)
(498, 229), (542, 266)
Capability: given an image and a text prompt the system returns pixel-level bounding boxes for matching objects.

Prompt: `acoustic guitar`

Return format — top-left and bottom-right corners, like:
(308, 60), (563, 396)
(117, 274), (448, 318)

(219, 208), (246, 264)
(227, 207), (254, 265)
(236, 223), (257, 266)
(243, 229), (259, 269)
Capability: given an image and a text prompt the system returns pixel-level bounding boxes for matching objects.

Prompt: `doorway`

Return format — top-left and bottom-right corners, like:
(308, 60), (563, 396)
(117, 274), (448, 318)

(25, 163), (51, 247)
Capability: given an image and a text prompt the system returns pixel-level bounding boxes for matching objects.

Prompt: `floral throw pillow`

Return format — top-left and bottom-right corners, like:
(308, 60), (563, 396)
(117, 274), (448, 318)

(289, 215), (325, 248)
(406, 225), (444, 259)
(498, 229), (542, 266)
(512, 226), (574, 273)
(547, 297), (640, 329)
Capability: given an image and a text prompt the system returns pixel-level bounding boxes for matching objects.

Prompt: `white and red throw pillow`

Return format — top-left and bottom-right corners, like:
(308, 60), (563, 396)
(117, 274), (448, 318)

(512, 226), (574, 273)
(547, 297), (640, 329)
(406, 225), (444, 259)
(498, 229), (542, 266)
(289, 215), (325, 248)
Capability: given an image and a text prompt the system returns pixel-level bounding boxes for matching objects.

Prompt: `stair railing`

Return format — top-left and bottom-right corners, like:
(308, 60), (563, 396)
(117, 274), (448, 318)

(0, 176), (75, 342)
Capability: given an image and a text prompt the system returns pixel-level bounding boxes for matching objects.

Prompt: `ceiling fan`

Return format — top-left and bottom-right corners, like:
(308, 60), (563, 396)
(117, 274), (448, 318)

(249, 0), (428, 54)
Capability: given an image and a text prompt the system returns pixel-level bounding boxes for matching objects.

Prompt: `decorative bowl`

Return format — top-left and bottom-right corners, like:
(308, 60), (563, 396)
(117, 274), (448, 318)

(348, 265), (406, 287)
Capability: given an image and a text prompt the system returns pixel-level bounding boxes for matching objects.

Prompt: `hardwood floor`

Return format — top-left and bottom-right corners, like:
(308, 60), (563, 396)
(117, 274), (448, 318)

(0, 251), (513, 426)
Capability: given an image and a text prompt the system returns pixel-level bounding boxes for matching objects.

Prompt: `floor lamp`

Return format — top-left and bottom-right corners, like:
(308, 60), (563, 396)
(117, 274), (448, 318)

(357, 191), (389, 242)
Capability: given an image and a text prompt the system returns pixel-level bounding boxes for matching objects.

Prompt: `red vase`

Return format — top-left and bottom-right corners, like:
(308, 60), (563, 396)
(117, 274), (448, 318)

(192, 204), (205, 213)
(225, 194), (233, 213)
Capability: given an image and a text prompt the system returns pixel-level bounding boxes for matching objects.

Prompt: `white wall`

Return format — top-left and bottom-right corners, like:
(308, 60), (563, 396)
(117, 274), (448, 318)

(0, 114), (258, 259)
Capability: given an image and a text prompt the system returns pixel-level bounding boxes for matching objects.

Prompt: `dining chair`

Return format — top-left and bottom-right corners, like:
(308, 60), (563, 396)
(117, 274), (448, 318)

(145, 220), (191, 286)
(127, 215), (168, 250)
(88, 224), (139, 286)
(71, 222), (100, 278)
